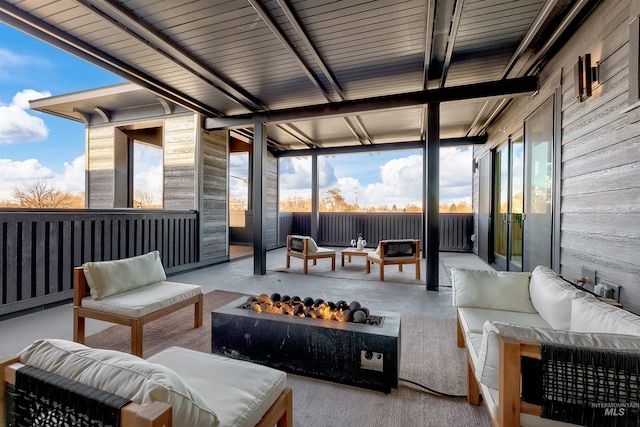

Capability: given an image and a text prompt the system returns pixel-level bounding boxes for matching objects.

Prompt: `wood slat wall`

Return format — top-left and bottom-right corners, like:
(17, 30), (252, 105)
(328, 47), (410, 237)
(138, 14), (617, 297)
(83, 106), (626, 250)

(201, 130), (228, 261)
(0, 210), (198, 317)
(476, 0), (640, 312)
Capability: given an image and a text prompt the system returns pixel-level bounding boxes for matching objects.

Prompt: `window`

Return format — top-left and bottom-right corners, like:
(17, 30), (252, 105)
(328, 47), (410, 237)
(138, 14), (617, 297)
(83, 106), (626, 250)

(131, 141), (163, 208)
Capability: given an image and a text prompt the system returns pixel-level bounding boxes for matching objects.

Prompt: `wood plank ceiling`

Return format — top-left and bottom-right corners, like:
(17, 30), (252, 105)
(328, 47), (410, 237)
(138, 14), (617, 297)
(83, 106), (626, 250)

(0, 0), (596, 152)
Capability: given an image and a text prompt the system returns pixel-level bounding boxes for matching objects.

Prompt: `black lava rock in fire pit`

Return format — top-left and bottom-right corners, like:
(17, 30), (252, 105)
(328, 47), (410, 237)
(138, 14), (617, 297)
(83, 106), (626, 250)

(240, 293), (382, 325)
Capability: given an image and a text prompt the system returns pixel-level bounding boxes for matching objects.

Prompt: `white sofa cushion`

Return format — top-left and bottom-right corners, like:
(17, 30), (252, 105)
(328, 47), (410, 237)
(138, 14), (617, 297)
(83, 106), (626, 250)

(83, 251), (167, 300)
(571, 294), (640, 336)
(475, 322), (640, 390)
(148, 346), (287, 427)
(451, 268), (535, 313)
(18, 339), (219, 427)
(528, 266), (586, 330)
(458, 307), (551, 334)
(81, 281), (202, 317)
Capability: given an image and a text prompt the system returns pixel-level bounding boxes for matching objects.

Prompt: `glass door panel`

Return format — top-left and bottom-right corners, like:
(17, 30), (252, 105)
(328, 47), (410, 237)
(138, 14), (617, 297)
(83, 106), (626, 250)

(509, 134), (524, 270)
(492, 131), (524, 272)
(493, 144), (509, 270)
(523, 98), (554, 270)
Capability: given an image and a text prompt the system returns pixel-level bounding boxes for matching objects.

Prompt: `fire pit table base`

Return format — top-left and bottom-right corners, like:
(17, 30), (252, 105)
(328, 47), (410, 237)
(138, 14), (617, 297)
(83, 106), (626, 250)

(212, 297), (400, 393)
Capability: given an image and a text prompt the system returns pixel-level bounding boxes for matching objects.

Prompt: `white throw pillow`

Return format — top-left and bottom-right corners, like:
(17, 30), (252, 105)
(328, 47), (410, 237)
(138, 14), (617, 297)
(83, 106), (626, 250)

(83, 251), (167, 300)
(571, 295), (640, 336)
(476, 321), (640, 390)
(18, 339), (219, 427)
(451, 268), (535, 313)
(528, 266), (586, 330)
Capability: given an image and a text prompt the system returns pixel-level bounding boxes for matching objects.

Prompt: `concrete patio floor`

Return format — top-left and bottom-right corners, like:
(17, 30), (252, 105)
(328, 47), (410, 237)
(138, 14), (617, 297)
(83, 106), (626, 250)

(0, 249), (493, 356)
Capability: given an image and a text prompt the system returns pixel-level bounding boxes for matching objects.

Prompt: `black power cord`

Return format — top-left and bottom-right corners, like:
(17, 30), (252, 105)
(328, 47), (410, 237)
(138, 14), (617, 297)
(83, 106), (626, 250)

(399, 377), (467, 399)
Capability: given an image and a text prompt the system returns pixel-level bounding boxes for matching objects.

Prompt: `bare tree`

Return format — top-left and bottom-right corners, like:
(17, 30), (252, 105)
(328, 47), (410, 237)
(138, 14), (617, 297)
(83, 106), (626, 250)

(11, 181), (75, 208)
(133, 189), (156, 208)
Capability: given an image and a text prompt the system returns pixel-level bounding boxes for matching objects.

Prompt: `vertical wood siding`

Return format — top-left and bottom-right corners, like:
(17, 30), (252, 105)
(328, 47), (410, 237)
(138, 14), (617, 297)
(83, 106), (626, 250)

(164, 115), (197, 210)
(266, 152), (279, 250)
(476, 0), (640, 312)
(0, 210), (198, 316)
(201, 130), (228, 261)
(87, 126), (115, 209)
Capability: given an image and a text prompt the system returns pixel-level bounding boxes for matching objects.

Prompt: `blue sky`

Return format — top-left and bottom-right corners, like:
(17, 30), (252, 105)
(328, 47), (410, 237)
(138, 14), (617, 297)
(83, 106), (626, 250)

(0, 22), (472, 208)
(0, 23), (124, 200)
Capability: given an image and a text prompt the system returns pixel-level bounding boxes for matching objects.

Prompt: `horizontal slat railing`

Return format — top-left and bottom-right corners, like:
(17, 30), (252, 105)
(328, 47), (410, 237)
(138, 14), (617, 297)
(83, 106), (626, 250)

(278, 212), (473, 252)
(0, 209), (198, 316)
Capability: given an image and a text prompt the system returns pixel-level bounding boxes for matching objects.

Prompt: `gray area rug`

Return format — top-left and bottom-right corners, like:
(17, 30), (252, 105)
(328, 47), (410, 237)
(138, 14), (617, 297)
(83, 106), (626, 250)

(270, 250), (452, 287)
(86, 290), (489, 426)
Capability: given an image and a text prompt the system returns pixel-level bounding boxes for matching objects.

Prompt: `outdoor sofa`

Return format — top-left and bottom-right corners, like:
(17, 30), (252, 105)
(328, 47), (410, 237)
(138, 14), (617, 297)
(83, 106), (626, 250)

(453, 266), (640, 427)
(1, 339), (292, 427)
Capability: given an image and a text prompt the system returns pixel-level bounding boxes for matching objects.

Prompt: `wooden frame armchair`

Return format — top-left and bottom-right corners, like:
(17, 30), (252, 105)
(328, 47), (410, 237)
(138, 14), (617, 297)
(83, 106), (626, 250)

(1, 355), (293, 427)
(0, 356), (173, 427)
(286, 235), (336, 274)
(366, 239), (420, 281)
(73, 265), (203, 358)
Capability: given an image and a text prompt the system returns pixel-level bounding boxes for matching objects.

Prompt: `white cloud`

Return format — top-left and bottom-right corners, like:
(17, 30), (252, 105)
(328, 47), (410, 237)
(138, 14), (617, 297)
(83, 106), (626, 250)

(0, 48), (30, 67)
(0, 155), (85, 202)
(279, 148), (473, 208)
(0, 89), (51, 144)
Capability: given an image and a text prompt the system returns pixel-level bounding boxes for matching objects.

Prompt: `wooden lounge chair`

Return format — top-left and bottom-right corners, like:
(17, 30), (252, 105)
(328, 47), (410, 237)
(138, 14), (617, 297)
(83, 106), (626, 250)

(286, 235), (336, 274)
(73, 251), (203, 357)
(366, 239), (420, 281)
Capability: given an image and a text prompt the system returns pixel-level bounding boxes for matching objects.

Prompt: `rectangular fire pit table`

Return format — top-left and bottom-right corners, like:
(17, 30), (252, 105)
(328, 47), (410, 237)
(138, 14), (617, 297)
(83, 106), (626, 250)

(211, 297), (401, 393)
(341, 247), (374, 267)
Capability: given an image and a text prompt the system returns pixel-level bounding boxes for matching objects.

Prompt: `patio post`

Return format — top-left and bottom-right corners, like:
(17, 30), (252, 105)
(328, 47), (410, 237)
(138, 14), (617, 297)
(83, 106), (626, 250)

(311, 154), (319, 239)
(252, 122), (267, 275)
(425, 102), (440, 291)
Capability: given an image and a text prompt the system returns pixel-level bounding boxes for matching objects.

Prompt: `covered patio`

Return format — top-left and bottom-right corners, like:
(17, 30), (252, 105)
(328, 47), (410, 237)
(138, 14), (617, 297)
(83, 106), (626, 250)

(0, 250), (495, 425)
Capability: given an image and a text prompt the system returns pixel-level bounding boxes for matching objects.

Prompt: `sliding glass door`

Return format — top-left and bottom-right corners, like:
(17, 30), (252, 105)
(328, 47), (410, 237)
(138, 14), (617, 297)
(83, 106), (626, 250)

(493, 132), (523, 271)
(523, 98), (554, 270)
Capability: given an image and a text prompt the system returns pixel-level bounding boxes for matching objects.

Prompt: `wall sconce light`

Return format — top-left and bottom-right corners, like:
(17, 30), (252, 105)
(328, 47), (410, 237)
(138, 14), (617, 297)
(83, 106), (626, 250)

(575, 54), (599, 102)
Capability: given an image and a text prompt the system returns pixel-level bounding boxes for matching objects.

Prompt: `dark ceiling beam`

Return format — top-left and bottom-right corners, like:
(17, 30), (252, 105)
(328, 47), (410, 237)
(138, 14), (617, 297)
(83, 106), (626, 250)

(274, 136), (487, 157)
(259, 0), (373, 145)
(501, 0), (560, 79)
(439, 0), (465, 88)
(467, 0), (559, 136)
(205, 76), (538, 129)
(422, 0), (437, 90)
(248, 0), (329, 98)
(0, 2), (222, 118)
(75, 0), (265, 112)
(275, 0), (344, 100)
(468, 0), (595, 136)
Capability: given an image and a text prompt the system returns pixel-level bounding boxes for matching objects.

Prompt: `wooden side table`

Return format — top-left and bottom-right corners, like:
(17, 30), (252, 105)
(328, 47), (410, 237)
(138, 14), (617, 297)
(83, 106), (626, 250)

(341, 247), (373, 267)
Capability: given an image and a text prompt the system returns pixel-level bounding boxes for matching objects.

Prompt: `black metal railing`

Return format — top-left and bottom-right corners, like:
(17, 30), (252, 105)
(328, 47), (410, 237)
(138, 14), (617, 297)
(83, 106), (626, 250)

(277, 212), (473, 252)
(0, 209), (198, 316)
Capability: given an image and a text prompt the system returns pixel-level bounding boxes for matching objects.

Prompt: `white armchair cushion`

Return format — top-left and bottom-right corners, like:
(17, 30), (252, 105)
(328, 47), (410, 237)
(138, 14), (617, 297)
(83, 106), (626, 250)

(571, 294), (640, 336)
(18, 339), (219, 427)
(528, 266), (586, 330)
(81, 281), (202, 317)
(475, 321), (640, 390)
(83, 251), (167, 300)
(451, 268), (535, 313)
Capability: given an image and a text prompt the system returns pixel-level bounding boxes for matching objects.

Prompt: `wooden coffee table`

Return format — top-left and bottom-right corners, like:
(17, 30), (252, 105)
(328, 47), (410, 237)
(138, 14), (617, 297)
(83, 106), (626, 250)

(341, 247), (374, 267)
